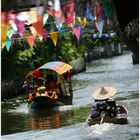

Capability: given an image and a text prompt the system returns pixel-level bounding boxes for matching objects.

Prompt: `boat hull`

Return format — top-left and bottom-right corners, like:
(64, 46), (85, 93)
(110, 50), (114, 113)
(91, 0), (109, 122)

(86, 105), (128, 126)
(29, 94), (72, 108)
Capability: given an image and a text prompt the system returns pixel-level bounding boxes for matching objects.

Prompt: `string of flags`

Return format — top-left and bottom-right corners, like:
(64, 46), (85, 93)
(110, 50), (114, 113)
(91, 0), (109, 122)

(1, 0), (115, 51)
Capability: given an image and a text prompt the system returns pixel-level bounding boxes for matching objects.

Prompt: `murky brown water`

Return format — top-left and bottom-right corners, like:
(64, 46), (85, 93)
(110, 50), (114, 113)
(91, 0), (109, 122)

(2, 51), (139, 140)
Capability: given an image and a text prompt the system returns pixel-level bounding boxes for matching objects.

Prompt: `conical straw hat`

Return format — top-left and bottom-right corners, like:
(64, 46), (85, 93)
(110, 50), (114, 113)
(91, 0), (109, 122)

(92, 86), (117, 100)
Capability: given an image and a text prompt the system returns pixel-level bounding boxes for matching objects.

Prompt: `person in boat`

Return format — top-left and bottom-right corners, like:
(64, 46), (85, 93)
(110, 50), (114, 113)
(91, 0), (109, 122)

(91, 86), (117, 118)
(45, 74), (59, 99)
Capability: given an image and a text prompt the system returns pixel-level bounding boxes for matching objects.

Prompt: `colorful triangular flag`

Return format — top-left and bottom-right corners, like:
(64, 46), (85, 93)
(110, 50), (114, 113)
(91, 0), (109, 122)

(1, 42), (6, 49)
(95, 20), (104, 35)
(6, 39), (12, 51)
(43, 13), (49, 25)
(27, 35), (35, 48)
(29, 26), (37, 38)
(7, 29), (14, 39)
(62, 0), (75, 27)
(32, 20), (43, 41)
(9, 20), (17, 31)
(73, 26), (81, 42)
(50, 32), (59, 46)
(1, 23), (9, 44)
(14, 19), (25, 36)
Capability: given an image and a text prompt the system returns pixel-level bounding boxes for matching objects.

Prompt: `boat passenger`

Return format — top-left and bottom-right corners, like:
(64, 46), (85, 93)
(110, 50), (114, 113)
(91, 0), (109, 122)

(91, 99), (108, 118)
(45, 74), (59, 99)
(91, 86), (117, 118)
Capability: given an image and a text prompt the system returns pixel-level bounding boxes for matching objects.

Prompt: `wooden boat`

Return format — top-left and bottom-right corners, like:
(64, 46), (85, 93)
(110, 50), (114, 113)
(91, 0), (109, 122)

(24, 61), (73, 108)
(86, 105), (128, 126)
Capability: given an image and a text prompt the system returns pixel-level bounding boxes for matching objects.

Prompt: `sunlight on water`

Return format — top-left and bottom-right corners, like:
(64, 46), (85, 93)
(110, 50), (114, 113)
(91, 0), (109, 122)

(8, 103), (29, 114)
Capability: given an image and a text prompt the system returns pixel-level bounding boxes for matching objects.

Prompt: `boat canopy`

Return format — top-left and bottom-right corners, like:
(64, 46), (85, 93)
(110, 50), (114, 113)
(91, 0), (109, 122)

(26, 61), (72, 78)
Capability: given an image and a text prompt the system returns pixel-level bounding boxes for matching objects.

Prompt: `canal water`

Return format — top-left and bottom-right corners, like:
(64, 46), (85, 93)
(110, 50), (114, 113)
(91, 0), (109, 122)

(2, 51), (139, 140)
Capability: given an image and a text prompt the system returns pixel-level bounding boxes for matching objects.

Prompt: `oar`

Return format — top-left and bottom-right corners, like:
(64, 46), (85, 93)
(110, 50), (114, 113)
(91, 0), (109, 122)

(100, 113), (105, 125)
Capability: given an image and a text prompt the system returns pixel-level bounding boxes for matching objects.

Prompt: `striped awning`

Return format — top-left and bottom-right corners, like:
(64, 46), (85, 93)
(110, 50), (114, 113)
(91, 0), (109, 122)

(37, 61), (72, 75)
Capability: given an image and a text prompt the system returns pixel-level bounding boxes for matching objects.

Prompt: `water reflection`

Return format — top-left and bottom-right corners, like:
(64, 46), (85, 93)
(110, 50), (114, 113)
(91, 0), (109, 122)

(28, 108), (74, 130)
(29, 114), (60, 130)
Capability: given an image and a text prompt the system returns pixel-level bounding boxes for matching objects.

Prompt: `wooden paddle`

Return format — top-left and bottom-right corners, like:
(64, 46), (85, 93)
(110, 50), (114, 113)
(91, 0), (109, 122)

(100, 112), (106, 125)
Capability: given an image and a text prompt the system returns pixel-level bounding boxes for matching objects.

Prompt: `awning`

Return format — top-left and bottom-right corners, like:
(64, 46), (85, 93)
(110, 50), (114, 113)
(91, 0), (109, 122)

(26, 61), (72, 78)
(38, 61), (72, 75)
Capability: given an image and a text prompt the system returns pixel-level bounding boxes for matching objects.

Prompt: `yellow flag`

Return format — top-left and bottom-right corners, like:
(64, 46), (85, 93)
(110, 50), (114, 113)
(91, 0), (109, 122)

(1, 23), (9, 44)
(50, 32), (59, 46)
(1, 42), (6, 49)
(77, 17), (81, 23)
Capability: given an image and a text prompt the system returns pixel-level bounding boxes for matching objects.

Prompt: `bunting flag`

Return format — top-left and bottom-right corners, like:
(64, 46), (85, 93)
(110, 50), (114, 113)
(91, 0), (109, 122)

(6, 39), (12, 51)
(50, 32), (59, 46)
(43, 30), (49, 40)
(85, 9), (94, 21)
(98, 0), (115, 19)
(9, 20), (17, 31)
(15, 11), (29, 21)
(55, 17), (64, 31)
(7, 29), (14, 39)
(1, 23), (9, 44)
(95, 20), (104, 35)
(46, 0), (64, 29)
(2, 42), (6, 49)
(43, 13), (49, 25)
(96, 3), (102, 21)
(62, 0), (75, 27)
(96, 3), (106, 21)
(29, 26), (37, 37)
(85, 0), (94, 21)
(77, 17), (87, 27)
(60, 28), (66, 35)
(54, 0), (64, 29)
(1, 11), (12, 24)
(73, 26), (81, 42)
(37, 14), (43, 21)
(32, 20), (43, 41)
(26, 10), (37, 25)
(46, 0), (65, 21)
(100, 8), (106, 21)
(27, 35), (35, 48)
(14, 19), (25, 36)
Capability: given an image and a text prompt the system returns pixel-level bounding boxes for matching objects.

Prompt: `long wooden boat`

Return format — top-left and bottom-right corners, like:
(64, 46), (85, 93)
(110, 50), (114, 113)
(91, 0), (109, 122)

(28, 84), (73, 108)
(24, 61), (73, 108)
(86, 105), (128, 126)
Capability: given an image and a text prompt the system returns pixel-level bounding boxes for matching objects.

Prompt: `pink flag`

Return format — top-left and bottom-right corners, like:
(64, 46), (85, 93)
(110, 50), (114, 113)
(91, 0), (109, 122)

(62, 0), (75, 27)
(14, 19), (25, 36)
(73, 26), (81, 42)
